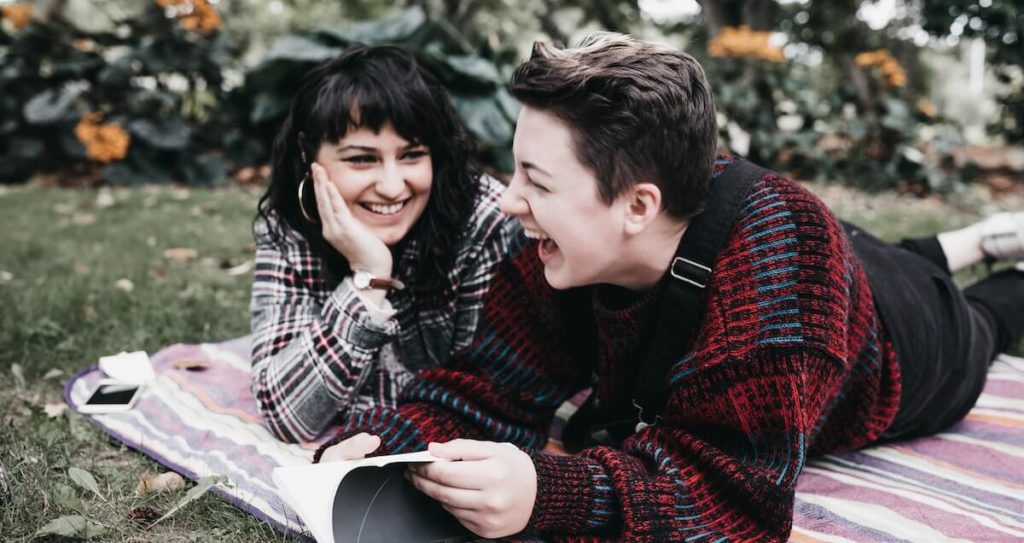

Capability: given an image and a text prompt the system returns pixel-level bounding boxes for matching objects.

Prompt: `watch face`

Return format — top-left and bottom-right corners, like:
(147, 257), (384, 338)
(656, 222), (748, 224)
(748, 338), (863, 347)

(353, 271), (372, 289)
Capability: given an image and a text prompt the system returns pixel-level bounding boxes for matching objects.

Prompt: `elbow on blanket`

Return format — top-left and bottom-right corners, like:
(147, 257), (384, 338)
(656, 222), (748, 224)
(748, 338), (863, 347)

(250, 382), (310, 444)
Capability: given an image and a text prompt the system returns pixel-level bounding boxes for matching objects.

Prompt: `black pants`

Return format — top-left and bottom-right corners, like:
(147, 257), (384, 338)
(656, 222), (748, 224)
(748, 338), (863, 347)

(844, 223), (1024, 440)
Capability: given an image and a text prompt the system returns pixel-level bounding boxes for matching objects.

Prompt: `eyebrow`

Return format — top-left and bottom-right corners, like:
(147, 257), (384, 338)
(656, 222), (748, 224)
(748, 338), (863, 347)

(335, 142), (425, 155)
(520, 161), (551, 178)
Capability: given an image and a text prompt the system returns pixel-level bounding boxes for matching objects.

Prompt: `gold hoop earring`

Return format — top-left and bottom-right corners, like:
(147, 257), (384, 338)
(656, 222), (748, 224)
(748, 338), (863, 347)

(297, 175), (318, 223)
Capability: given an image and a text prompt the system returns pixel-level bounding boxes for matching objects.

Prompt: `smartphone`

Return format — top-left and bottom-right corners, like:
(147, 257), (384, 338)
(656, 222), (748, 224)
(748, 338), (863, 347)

(78, 380), (143, 414)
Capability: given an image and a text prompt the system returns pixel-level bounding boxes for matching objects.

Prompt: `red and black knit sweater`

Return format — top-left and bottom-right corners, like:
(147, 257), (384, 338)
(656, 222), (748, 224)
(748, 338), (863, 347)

(316, 158), (902, 541)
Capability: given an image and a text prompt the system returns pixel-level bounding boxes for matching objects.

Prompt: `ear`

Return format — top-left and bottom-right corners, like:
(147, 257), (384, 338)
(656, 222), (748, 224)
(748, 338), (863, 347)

(622, 182), (662, 235)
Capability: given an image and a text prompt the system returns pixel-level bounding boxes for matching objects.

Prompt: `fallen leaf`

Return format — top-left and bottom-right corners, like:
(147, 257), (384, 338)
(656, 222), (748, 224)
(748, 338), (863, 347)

(149, 475), (226, 527)
(135, 471), (185, 495)
(127, 506), (161, 524)
(170, 359), (208, 371)
(82, 304), (97, 322)
(0, 270), (12, 283)
(114, 278), (135, 293)
(68, 467), (105, 501)
(43, 368), (63, 380)
(74, 262), (90, 275)
(170, 188), (191, 200)
(224, 260), (254, 276)
(52, 483), (86, 515)
(149, 268), (167, 279)
(71, 213), (96, 225)
(53, 203), (75, 215)
(164, 248), (198, 262)
(11, 364), (25, 389)
(94, 190), (115, 209)
(35, 515), (106, 539)
(45, 403), (67, 419)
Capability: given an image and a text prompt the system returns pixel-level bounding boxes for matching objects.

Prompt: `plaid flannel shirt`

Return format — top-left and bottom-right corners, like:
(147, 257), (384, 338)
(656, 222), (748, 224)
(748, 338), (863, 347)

(250, 175), (518, 442)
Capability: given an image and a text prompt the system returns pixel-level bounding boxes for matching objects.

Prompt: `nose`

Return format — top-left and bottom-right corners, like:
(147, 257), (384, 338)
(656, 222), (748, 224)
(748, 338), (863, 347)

(375, 161), (406, 200)
(499, 174), (529, 217)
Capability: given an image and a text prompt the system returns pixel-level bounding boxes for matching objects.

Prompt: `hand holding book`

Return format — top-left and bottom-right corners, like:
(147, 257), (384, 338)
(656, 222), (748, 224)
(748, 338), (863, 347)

(406, 439), (538, 540)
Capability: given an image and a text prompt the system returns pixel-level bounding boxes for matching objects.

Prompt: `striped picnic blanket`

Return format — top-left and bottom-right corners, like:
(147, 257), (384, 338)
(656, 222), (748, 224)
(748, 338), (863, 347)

(64, 337), (1024, 541)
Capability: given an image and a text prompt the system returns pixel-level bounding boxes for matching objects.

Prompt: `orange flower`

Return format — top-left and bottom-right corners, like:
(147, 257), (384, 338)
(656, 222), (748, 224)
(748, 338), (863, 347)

(855, 49), (907, 88)
(917, 98), (937, 118)
(155, 0), (221, 35)
(75, 113), (131, 163)
(1, 3), (34, 29)
(708, 26), (785, 63)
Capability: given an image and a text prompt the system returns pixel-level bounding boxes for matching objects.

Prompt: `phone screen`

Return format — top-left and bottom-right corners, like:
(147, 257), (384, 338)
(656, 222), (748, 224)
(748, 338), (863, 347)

(86, 383), (141, 405)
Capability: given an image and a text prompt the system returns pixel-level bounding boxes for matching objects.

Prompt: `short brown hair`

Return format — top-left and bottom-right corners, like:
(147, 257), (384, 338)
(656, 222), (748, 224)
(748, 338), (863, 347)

(509, 33), (717, 219)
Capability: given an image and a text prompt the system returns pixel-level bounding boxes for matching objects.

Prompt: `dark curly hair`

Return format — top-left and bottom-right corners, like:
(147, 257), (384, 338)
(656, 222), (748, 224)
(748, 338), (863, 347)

(255, 44), (480, 305)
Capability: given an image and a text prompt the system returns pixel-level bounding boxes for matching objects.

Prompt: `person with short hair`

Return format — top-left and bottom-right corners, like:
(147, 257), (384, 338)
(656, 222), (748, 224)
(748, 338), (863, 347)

(316, 34), (1024, 541)
(250, 44), (519, 443)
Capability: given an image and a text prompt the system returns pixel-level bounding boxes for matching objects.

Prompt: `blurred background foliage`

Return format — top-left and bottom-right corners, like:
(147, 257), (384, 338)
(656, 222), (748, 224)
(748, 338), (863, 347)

(1, 0), (1021, 194)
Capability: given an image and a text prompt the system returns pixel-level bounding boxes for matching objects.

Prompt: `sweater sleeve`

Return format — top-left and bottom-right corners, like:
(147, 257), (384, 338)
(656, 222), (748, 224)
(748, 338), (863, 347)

(525, 348), (834, 541)
(249, 222), (399, 443)
(314, 237), (591, 459)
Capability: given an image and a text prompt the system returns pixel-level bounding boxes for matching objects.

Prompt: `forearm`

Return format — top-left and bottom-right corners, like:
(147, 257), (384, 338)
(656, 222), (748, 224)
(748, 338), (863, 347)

(251, 280), (398, 442)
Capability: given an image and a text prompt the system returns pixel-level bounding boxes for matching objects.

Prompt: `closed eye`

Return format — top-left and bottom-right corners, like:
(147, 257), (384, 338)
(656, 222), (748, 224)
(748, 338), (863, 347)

(343, 154), (378, 164)
(401, 149), (429, 161)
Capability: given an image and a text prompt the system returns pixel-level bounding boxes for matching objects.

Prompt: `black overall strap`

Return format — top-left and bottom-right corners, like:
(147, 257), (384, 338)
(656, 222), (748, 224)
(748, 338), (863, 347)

(562, 158), (766, 450)
(629, 158), (766, 429)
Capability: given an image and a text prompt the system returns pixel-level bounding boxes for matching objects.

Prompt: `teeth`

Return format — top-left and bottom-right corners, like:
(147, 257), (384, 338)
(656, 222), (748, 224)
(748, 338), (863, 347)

(523, 227), (550, 241)
(363, 201), (405, 215)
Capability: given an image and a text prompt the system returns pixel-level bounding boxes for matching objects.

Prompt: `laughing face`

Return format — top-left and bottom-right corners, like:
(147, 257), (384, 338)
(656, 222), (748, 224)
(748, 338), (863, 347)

(500, 106), (632, 290)
(314, 123), (433, 246)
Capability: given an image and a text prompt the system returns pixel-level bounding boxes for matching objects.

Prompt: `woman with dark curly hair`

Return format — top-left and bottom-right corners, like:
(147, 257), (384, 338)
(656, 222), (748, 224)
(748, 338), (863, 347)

(250, 44), (518, 443)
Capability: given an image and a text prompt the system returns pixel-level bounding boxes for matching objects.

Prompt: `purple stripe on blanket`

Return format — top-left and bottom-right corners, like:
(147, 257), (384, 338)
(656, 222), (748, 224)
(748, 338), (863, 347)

(64, 341), (1024, 542)
(792, 500), (914, 542)
(806, 451), (1024, 515)
(798, 467), (1022, 541)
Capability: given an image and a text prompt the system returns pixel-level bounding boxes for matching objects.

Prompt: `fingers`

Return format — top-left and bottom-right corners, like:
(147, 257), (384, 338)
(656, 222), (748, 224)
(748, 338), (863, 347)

(409, 459), (490, 491)
(311, 163), (338, 231)
(406, 469), (482, 510)
(319, 433), (381, 463)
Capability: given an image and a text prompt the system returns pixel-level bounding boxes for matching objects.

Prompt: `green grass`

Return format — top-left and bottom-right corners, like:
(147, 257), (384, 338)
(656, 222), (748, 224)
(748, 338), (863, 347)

(0, 185), (289, 542)
(0, 181), (1013, 541)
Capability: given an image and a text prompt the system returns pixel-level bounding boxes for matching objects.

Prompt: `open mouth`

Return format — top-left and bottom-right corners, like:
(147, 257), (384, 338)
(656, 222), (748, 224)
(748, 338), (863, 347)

(359, 198), (409, 216)
(524, 226), (559, 258)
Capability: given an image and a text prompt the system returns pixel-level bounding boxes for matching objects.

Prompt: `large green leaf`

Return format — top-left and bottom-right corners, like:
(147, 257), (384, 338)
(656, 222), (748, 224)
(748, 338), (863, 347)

(68, 467), (105, 501)
(8, 137), (44, 160)
(451, 95), (514, 146)
(128, 118), (191, 150)
(23, 88), (81, 125)
(320, 6), (427, 45)
(261, 35), (341, 64)
(35, 515), (106, 539)
(182, 153), (226, 186)
(250, 92), (292, 125)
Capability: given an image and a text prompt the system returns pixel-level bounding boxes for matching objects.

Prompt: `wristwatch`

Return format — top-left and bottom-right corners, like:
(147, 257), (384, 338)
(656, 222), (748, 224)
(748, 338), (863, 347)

(352, 270), (405, 291)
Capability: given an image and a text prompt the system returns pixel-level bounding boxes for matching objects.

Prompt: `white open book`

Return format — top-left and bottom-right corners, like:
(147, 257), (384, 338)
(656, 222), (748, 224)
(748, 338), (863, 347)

(272, 451), (475, 543)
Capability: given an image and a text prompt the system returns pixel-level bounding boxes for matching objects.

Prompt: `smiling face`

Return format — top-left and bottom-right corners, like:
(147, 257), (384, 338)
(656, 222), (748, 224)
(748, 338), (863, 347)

(500, 106), (631, 289)
(315, 123), (433, 246)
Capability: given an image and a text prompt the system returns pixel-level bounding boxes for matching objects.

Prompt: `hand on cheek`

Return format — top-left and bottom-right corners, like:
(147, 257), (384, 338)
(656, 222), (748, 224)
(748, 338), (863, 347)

(311, 163), (393, 277)
(406, 439), (537, 539)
